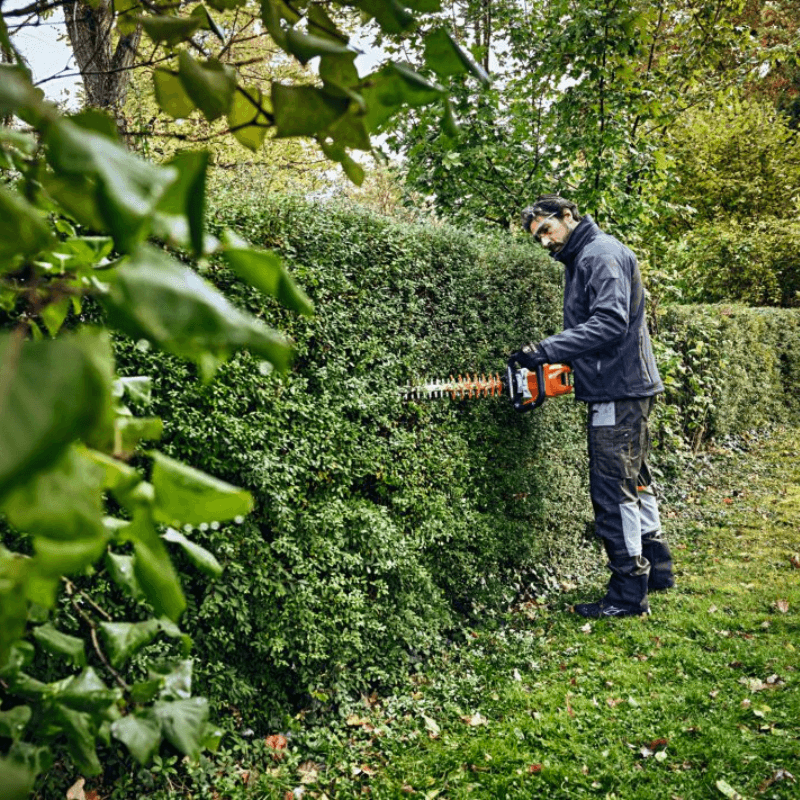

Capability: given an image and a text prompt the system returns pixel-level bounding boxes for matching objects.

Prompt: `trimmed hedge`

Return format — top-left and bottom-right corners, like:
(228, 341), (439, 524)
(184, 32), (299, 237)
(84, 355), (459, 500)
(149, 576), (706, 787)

(114, 196), (592, 725)
(654, 304), (800, 452)
(113, 197), (800, 727)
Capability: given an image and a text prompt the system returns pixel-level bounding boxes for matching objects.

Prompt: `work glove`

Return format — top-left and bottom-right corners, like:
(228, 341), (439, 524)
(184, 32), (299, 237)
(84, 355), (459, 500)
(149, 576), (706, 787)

(512, 342), (547, 370)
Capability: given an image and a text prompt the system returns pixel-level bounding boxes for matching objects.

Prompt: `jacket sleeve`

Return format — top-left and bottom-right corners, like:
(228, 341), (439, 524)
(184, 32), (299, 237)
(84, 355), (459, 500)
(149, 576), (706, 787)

(539, 251), (630, 363)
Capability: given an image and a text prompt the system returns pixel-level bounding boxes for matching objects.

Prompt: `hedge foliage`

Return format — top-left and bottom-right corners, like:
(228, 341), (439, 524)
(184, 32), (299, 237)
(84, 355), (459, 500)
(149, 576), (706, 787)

(654, 304), (800, 452)
(113, 197), (800, 728)
(113, 196), (591, 726)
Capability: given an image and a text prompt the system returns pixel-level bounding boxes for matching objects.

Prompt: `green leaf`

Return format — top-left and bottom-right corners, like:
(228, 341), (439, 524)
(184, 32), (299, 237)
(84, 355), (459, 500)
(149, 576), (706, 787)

(0, 64), (51, 125)
(111, 713), (162, 765)
(32, 624), (86, 668)
(178, 52), (236, 122)
(129, 512), (187, 622)
(0, 185), (53, 264)
(319, 52), (360, 95)
(153, 68), (196, 120)
(0, 757), (36, 800)
(67, 108), (120, 140)
(31, 534), (108, 586)
(361, 63), (444, 131)
(0, 707), (31, 741)
(221, 246), (314, 315)
(2, 444), (106, 542)
(52, 704), (102, 775)
(39, 297), (72, 337)
(58, 667), (121, 713)
(45, 120), (177, 252)
(153, 698), (209, 759)
(0, 550), (32, 668)
(98, 619), (160, 668)
(206, 0), (247, 10)
(105, 552), (144, 600)
(271, 83), (350, 138)
(97, 245), (294, 378)
(141, 15), (203, 47)
(228, 87), (271, 152)
(350, 0), (414, 34)
(163, 528), (223, 578)
(150, 450), (253, 526)
(307, 5), (349, 44)
(320, 140), (365, 186)
(0, 332), (113, 502)
(149, 658), (193, 700)
(156, 150), (210, 256)
(423, 28), (490, 84)
(115, 415), (164, 457)
(115, 376), (153, 405)
(284, 28), (352, 65)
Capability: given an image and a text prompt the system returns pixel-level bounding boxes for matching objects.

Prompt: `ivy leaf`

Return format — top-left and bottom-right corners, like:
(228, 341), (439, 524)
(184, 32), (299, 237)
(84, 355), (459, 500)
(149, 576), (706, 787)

(178, 52), (236, 122)
(111, 713), (162, 765)
(150, 450), (253, 526)
(153, 68), (196, 120)
(221, 246), (314, 315)
(361, 63), (444, 131)
(58, 667), (121, 713)
(350, 0), (414, 34)
(149, 658), (194, 700)
(97, 245), (295, 379)
(105, 552), (144, 600)
(98, 619), (160, 668)
(115, 376), (153, 406)
(52, 704), (101, 775)
(31, 624), (86, 668)
(153, 697), (209, 759)
(162, 528), (223, 578)
(307, 4), (349, 44)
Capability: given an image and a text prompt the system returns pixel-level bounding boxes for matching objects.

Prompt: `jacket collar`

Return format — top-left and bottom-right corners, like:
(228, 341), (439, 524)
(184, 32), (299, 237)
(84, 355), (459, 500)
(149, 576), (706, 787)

(554, 215), (599, 267)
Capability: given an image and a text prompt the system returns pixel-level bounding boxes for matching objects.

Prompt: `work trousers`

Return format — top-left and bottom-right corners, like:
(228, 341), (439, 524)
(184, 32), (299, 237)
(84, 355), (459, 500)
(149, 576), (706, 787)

(587, 396), (674, 612)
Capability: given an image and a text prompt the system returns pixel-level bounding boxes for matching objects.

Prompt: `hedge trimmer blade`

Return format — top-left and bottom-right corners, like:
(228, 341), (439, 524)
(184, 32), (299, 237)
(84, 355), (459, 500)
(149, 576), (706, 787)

(402, 361), (573, 412)
(402, 373), (505, 401)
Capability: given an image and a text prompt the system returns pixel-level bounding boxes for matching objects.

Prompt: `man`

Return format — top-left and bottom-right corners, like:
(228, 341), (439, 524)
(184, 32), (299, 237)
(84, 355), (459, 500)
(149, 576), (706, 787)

(516, 195), (674, 618)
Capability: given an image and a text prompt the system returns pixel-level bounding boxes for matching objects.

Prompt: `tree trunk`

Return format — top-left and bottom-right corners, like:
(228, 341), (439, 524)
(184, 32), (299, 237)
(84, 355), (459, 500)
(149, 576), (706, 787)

(64, 0), (142, 120)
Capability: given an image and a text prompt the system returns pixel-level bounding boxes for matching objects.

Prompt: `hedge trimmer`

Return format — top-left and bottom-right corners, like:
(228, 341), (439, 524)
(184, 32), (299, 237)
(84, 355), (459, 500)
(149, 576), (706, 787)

(402, 357), (573, 412)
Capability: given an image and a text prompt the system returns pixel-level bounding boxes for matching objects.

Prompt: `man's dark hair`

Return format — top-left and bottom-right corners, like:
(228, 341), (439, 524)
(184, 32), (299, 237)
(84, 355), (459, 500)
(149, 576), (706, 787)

(520, 195), (583, 233)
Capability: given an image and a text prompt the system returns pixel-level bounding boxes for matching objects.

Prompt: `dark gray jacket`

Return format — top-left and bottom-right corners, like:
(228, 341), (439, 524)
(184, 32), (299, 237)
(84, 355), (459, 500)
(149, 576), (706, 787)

(538, 215), (663, 403)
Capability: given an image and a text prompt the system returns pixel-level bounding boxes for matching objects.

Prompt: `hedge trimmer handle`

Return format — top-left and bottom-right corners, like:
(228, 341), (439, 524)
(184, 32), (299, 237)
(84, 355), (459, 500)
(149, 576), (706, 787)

(506, 357), (546, 413)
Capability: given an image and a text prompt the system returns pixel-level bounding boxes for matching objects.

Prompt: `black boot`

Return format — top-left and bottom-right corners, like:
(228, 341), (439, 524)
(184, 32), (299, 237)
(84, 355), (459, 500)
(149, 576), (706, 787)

(642, 531), (675, 591)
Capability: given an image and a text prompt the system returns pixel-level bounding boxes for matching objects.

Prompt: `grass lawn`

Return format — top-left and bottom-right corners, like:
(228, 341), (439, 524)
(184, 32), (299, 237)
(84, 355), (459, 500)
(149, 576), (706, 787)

(242, 427), (800, 799)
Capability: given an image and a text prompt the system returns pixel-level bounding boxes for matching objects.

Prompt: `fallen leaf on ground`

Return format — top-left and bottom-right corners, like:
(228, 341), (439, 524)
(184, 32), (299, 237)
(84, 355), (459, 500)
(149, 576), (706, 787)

(715, 778), (745, 799)
(580, 622), (592, 634)
(758, 769), (796, 792)
(460, 712), (489, 727)
(66, 779), (86, 800)
(529, 764), (543, 773)
(774, 599), (789, 613)
(298, 761), (320, 784)
(422, 714), (440, 738)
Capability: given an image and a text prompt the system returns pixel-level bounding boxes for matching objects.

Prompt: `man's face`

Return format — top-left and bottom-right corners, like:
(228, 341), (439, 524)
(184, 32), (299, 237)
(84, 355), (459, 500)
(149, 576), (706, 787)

(530, 211), (574, 255)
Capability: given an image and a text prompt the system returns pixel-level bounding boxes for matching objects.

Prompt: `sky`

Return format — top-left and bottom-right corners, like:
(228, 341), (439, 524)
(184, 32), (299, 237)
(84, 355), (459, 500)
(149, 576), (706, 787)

(8, 4), (82, 108)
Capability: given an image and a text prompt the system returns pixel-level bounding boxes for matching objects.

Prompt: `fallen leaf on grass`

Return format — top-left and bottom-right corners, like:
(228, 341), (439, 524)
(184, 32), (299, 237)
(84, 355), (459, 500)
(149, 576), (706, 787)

(460, 712), (489, 727)
(715, 778), (745, 799)
(66, 779), (86, 800)
(580, 622), (592, 634)
(606, 697), (625, 708)
(758, 768), (796, 792)
(422, 714), (440, 738)
(529, 764), (543, 774)
(789, 554), (800, 569)
(298, 760), (320, 784)
(774, 599), (789, 613)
